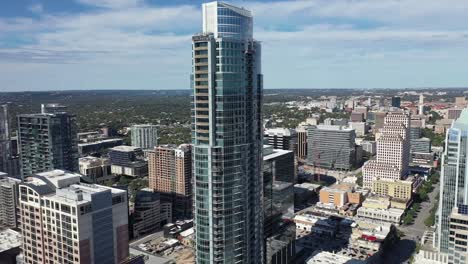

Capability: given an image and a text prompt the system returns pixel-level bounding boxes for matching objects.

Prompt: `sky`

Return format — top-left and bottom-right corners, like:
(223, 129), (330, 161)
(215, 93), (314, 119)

(1, 0), (468, 91)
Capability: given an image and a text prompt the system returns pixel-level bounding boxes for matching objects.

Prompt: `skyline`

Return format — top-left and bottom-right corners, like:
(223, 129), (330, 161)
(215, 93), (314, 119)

(1, 0), (468, 91)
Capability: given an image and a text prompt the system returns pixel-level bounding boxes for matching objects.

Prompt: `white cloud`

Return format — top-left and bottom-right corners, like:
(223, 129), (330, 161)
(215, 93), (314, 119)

(1, 0), (468, 90)
(28, 3), (44, 14)
(75, 0), (143, 9)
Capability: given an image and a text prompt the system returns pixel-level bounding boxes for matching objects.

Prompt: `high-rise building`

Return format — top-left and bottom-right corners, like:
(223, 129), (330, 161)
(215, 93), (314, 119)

(419, 94), (424, 115)
(362, 112), (410, 189)
(0, 105), (20, 179)
(448, 206), (468, 263)
(295, 126), (308, 160)
(264, 128), (297, 151)
(263, 146), (296, 264)
(131, 124), (158, 150)
(391, 96), (401, 108)
(148, 144), (192, 219)
(0, 172), (20, 228)
(18, 170), (129, 263)
(191, 2), (264, 262)
(132, 188), (172, 238)
(18, 106), (79, 178)
(437, 109), (468, 252)
(307, 125), (357, 171)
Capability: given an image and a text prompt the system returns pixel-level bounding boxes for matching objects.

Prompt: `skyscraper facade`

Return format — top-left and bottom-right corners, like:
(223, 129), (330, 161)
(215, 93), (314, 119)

(131, 124), (158, 150)
(307, 125), (357, 171)
(191, 2), (263, 263)
(18, 107), (79, 178)
(437, 110), (468, 252)
(362, 112), (410, 189)
(148, 144), (192, 219)
(0, 104), (20, 179)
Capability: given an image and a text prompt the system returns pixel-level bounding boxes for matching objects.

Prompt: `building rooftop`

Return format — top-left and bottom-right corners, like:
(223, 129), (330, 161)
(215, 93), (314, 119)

(263, 146), (293, 161)
(110, 145), (141, 152)
(306, 250), (365, 264)
(315, 125), (354, 131)
(78, 138), (123, 147)
(0, 228), (21, 253)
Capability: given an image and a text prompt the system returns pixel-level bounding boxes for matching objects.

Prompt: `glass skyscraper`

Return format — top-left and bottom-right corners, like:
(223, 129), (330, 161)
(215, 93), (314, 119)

(437, 109), (468, 252)
(191, 2), (263, 263)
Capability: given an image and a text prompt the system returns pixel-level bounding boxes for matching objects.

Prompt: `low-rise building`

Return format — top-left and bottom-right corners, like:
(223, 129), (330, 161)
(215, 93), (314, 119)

(319, 183), (364, 208)
(356, 207), (404, 225)
(0, 228), (21, 263)
(372, 179), (413, 200)
(78, 156), (113, 184)
(306, 251), (364, 264)
(78, 138), (123, 156)
(294, 213), (339, 237)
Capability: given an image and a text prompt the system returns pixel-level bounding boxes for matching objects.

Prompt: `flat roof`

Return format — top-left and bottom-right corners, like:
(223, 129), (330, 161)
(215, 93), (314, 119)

(111, 145), (141, 152)
(0, 228), (21, 253)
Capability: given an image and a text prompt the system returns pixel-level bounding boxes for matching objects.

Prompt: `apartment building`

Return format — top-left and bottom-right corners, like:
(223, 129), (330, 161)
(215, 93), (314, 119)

(18, 170), (128, 264)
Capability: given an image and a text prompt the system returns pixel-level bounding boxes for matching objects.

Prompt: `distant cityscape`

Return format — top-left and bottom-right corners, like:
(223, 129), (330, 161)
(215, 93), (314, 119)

(0, 1), (467, 264)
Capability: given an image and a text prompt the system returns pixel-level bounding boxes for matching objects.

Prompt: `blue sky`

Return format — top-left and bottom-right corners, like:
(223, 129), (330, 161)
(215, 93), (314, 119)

(1, 0), (468, 91)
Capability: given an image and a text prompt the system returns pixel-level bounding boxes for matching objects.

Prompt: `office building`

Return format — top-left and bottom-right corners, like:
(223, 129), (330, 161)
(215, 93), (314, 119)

(0, 173), (20, 228)
(191, 2), (264, 262)
(263, 146), (295, 234)
(374, 112), (387, 130)
(349, 122), (367, 137)
(0, 105), (10, 172)
(264, 128), (297, 151)
(131, 124), (158, 150)
(354, 106), (368, 120)
(78, 138), (124, 156)
(350, 112), (364, 122)
(363, 112), (410, 189)
(263, 166), (296, 264)
(0, 105), (20, 179)
(132, 188), (172, 238)
(447, 108), (463, 120)
(78, 156), (113, 184)
(391, 97), (401, 108)
(18, 106), (79, 177)
(41, 103), (67, 114)
(18, 170), (128, 264)
(295, 126), (307, 160)
(437, 109), (468, 252)
(411, 137), (431, 153)
(148, 144), (192, 219)
(307, 125), (357, 171)
(323, 118), (348, 126)
(361, 141), (376, 156)
(109, 146), (148, 177)
(448, 206), (468, 263)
